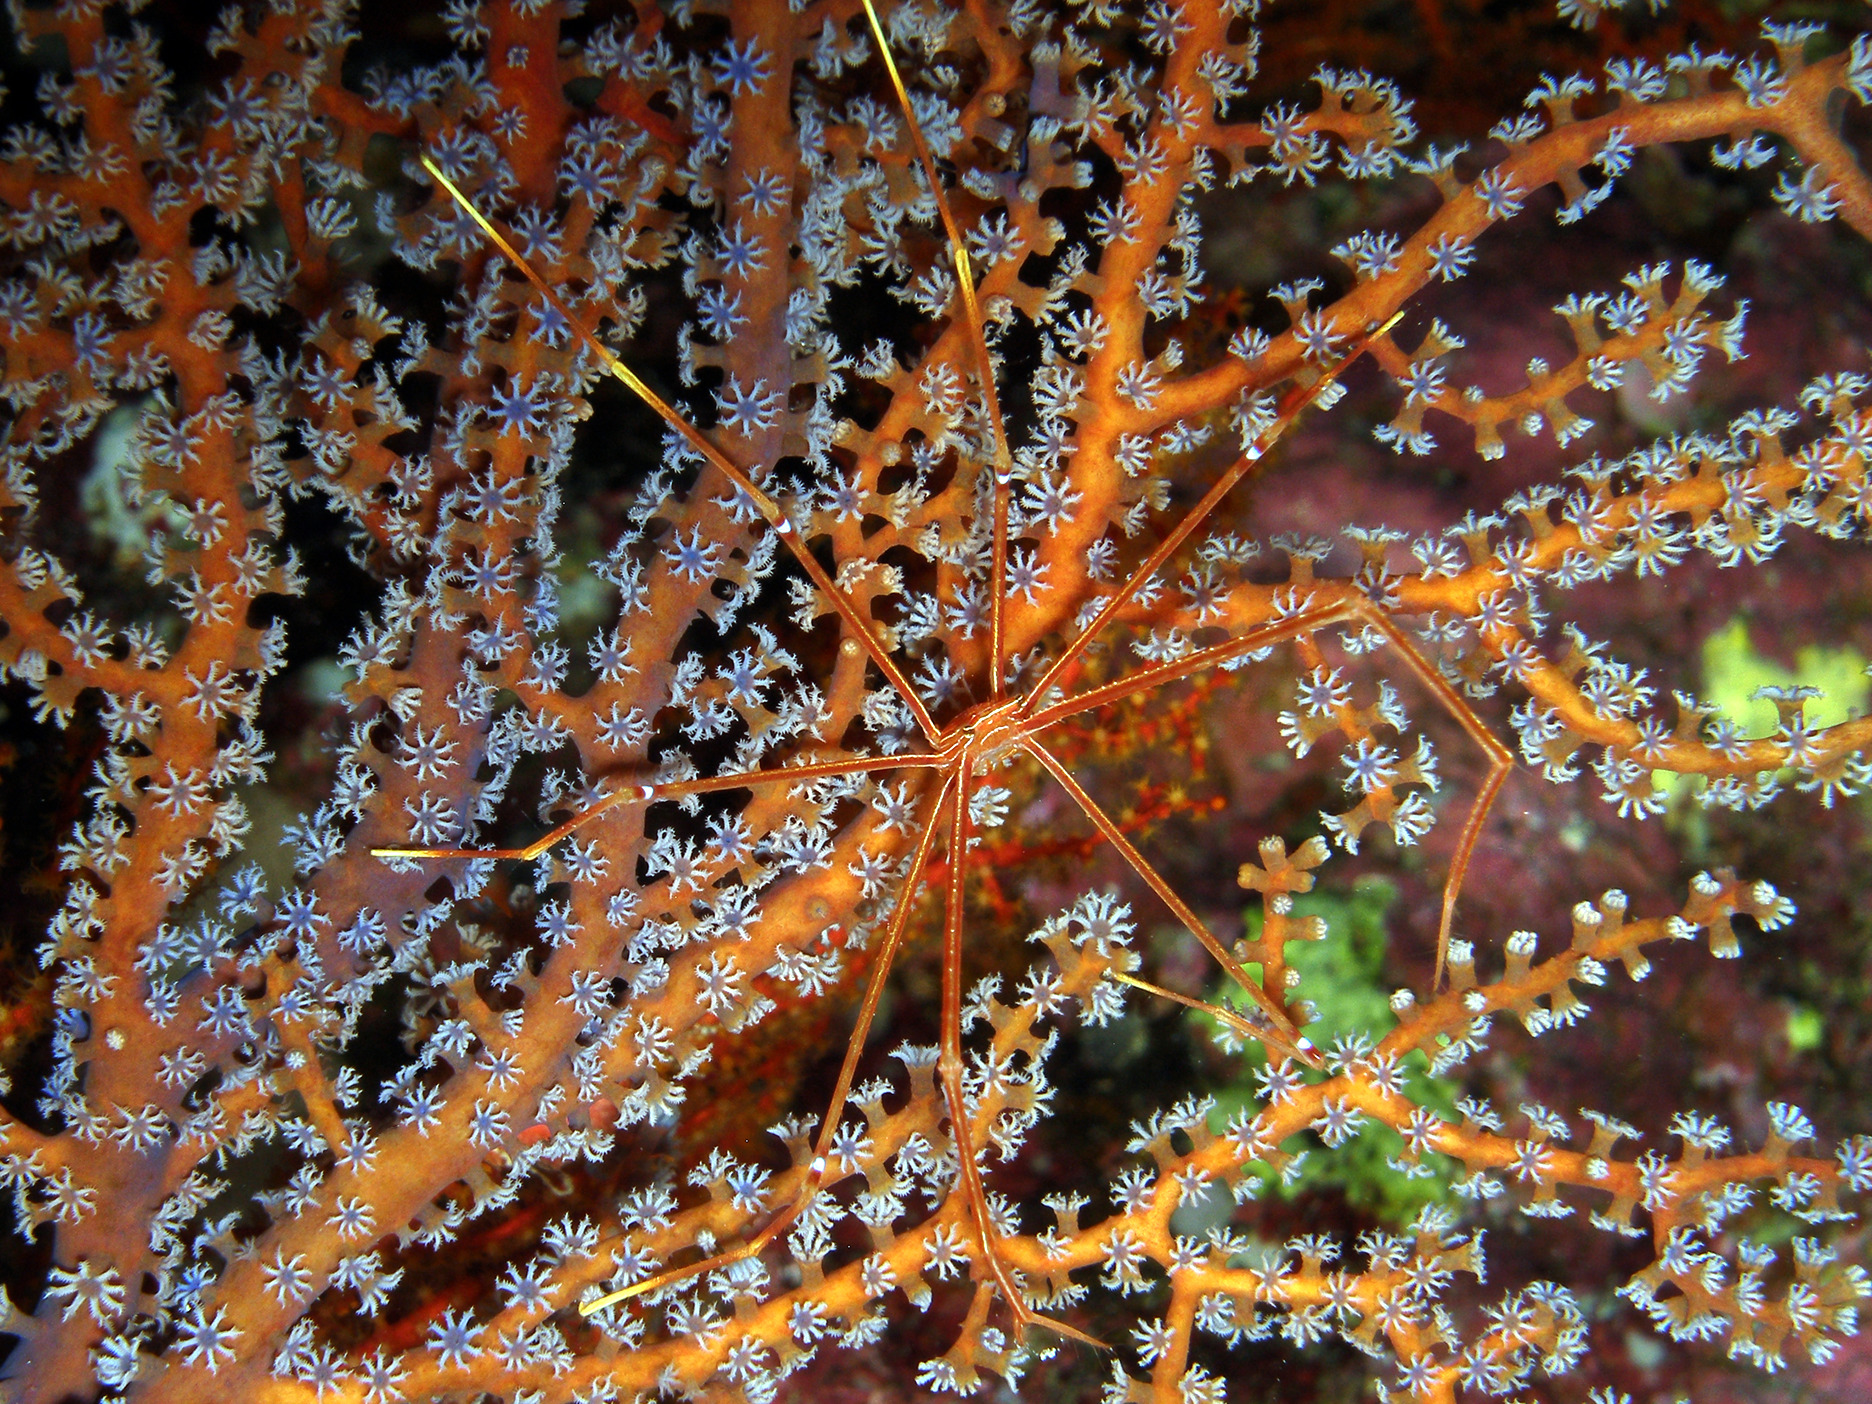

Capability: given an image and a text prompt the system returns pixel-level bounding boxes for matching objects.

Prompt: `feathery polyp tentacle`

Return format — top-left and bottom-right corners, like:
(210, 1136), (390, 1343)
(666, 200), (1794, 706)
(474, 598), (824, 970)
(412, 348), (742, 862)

(418, 154), (940, 739)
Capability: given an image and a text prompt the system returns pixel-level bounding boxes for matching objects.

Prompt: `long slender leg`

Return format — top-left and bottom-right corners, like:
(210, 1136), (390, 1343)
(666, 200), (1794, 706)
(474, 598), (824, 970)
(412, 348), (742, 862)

(581, 771), (956, 1316)
(1026, 593), (1514, 991)
(1024, 602), (1361, 733)
(1108, 969), (1309, 1052)
(1022, 738), (1318, 1068)
(371, 749), (955, 863)
(1347, 605), (1515, 988)
(859, 0), (1013, 695)
(938, 756), (1104, 1349)
(420, 156), (940, 741)
(1023, 314), (1404, 712)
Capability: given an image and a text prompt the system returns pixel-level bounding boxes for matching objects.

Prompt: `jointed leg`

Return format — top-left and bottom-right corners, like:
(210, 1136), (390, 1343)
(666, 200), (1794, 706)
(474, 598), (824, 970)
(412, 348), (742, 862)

(937, 758), (1104, 1349)
(1024, 602), (1362, 733)
(1024, 313), (1405, 711)
(1025, 593), (1514, 992)
(1340, 603), (1515, 987)
(371, 749), (954, 864)
(581, 771), (955, 1316)
(1022, 738), (1318, 1067)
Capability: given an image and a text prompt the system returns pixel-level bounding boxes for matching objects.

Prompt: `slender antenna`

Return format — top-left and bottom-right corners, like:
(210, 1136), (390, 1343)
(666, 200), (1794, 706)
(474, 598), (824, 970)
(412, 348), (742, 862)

(419, 154), (940, 740)
(860, 0), (1014, 696)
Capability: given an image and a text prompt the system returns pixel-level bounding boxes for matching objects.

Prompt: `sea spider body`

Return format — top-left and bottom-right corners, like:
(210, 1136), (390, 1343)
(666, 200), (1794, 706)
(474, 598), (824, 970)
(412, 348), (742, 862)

(953, 695), (1030, 773)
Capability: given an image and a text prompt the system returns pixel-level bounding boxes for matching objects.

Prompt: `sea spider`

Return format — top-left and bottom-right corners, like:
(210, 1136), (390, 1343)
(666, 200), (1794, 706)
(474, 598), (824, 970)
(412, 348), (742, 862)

(376, 0), (1512, 1346)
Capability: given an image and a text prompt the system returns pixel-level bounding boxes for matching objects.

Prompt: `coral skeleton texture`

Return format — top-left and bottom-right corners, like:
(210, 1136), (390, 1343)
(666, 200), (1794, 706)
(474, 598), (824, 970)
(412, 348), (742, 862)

(3, 0), (1872, 1401)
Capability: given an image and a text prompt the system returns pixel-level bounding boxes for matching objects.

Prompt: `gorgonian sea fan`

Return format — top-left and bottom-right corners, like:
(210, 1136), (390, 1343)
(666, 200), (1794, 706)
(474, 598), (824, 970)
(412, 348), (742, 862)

(2, 2), (1872, 1402)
